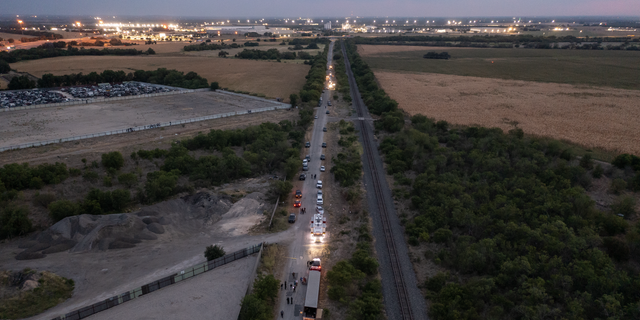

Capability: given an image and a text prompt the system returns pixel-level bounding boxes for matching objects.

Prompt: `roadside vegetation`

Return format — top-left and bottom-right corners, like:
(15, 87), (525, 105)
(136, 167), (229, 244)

(331, 44), (351, 103)
(239, 244), (282, 320)
(235, 48), (315, 61)
(331, 120), (362, 188)
(381, 115), (640, 319)
(343, 40), (404, 132)
(0, 269), (74, 320)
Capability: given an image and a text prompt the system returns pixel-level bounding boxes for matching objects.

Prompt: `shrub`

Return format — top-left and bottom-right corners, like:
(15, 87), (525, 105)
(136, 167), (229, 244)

(425, 272), (448, 292)
(592, 164), (604, 178)
(117, 173), (138, 188)
(48, 200), (79, 222)
(611, 195), (637, 218)
(580, 153), (594, 169)
(82, 170), (99, 183)
(603, 237), (630, 261)
(101, 151), (125, 170)
(103, 176), (112, 187)
(29, 177), (44, 189)
(271, 180), (293, 198)
(0, 206), (32, 239)
(110, 189), (131, 211)
(204, 244), (226, 261)
(33, 193), (56, 208)
(609, 178), (627, 194)
(432, 228), (453, 244)
(69, 168), (82, 177)
(210, 81), (219, 90)
(145, 170), (179, 202)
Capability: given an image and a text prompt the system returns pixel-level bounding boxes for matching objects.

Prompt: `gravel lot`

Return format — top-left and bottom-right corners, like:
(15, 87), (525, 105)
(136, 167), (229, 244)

(0, 90), (284, 148)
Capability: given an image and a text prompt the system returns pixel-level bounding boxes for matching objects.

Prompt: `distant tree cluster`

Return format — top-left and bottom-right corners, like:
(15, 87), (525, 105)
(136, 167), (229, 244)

(423, 51), (451, 59)
(0, 44), (152, 63)
(36, 68), (209, 89)
(234, 48), (311, 60)
(183, 42), (230, 51)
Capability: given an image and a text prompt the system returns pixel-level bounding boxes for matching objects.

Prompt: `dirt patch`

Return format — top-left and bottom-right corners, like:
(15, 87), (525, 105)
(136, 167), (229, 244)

(11, 55), (309, 100)
(374, 71), (640, 155)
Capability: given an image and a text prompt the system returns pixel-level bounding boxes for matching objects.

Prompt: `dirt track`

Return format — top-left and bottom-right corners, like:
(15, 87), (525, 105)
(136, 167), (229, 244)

(375, 70), (640, 155)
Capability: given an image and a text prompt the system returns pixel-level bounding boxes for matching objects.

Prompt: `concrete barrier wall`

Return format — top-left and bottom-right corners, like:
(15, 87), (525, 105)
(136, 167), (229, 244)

(0, 104), (291, 153)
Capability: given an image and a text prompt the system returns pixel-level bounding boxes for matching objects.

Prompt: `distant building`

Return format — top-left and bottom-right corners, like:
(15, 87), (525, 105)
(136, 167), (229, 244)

(323, 21), (332, 30)
(204, 25), (293, 36)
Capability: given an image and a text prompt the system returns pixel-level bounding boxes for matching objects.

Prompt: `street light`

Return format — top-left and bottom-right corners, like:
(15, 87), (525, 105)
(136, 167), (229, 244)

(18, 20), (23, 35)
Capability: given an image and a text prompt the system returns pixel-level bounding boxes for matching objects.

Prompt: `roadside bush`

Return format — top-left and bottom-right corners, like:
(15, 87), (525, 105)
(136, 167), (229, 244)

(271, 180), (293, 198)
(48, 200), (79, 222)
(0, 162), (68, 191)
(238, 294), (271, 320)
(82, 170), (99, 183)
(0, 206), (32, 239)
(580, 153), (594, 169)
(101, 151), (125, 170)
(252, 274), (279, 303)
(69, 168), (81, 177)
(29, 177), (44, 189)
(210, 81), (219, 90)
(609, 178), (628, 194)
(592, 164), (604, 178)
(204, 244), (226, 261)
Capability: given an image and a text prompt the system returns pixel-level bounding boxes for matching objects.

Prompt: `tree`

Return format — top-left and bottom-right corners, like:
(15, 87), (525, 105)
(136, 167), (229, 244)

(8, 75), (36, 90)
(110, 189), (131, 211)
(48, 200), (79, 222)
(0, 59), (10, 73)
(8, 38), (15, 43)
(252, 274), (279, 303)
(210, 81), (219, 90)
(145, 170), (179, 202)
(289, 93), (298, 107)
(102, 151), (125, 170)
(218, 51), (229, 57)
(0, 206), (32, 239)
(271, 180), (293, 198)
(204, 244), (225, 261)
(238, 294), (271, 320)
(117, 172), (138, 188)
(611, 195), (637, 218)
(147, 48), (155, 54)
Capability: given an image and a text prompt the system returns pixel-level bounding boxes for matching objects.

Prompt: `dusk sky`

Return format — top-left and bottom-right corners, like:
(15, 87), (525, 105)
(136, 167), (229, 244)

(3, 0), (640, 17)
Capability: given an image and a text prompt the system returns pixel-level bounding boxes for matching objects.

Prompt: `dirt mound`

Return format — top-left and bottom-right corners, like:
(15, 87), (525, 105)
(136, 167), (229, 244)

(15, 191), (240, 260)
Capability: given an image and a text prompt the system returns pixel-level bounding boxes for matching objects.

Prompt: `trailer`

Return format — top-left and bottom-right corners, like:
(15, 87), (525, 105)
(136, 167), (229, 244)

(303, 262), (323, 320)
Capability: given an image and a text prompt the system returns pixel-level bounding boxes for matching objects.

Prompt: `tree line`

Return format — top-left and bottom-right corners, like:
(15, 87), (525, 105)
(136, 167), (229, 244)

(297, 45), (329, 104)
(34, 68), (209, 89)
(235, 48), (313, 60)
(330, 45), (352, 102)
(0, 44), (153, 63)
(355, 34), (640, 44)
(423, 52), (451, 59)
(379, 115), (640, 319)
(183, 42), (241, 51)
(343, 40), (404, 132)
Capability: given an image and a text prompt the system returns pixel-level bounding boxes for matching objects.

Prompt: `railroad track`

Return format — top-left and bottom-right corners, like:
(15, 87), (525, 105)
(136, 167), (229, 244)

(341, 41), (414, 320)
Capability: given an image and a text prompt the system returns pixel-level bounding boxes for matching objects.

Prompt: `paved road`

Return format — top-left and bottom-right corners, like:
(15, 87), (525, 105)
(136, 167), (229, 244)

(277, 40), (335, 320)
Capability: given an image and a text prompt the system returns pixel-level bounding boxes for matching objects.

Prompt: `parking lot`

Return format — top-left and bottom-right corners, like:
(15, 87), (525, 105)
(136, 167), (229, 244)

(0, 90), (287, 148)
(62, 82), (177, 99)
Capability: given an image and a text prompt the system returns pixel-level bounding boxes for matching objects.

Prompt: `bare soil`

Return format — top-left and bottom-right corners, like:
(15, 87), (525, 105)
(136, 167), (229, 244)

(374, 71), (640, 155)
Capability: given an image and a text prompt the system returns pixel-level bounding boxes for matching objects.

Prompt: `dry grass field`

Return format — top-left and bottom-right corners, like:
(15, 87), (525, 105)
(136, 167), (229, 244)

(359, 44), (640, 90)
(375, 71), (640, 155)
(10, 40), (311, 99)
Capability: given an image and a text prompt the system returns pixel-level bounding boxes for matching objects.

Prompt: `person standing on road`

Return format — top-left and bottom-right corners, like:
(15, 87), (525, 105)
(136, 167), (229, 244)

(281, 310), (284, 318)
(284, 281), (287, 288)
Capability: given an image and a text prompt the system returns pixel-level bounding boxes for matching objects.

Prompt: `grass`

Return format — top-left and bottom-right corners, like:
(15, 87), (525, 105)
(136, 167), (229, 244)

(0, 271), (74, 319)
(259, 244), (285, 274)
(360, 46), (640, 90)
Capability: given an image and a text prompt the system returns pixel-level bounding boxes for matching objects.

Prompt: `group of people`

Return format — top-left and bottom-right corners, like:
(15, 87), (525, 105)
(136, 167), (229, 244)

(301, 207), (307, 214)
(280, 277), (304, 317)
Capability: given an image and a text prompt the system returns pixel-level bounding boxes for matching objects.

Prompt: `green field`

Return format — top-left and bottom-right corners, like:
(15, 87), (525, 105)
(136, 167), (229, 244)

(362, 47), (640, 89)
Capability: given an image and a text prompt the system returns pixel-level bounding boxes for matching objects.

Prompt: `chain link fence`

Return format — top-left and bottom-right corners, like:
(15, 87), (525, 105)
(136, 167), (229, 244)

(0, 104), (291, 153)
(52, 243), (263, 320)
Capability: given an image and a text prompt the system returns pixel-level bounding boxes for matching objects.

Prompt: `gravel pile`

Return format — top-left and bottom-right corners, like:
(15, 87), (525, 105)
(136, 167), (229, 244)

(62, 82), (176, 99)
(0, 89), (68, 108)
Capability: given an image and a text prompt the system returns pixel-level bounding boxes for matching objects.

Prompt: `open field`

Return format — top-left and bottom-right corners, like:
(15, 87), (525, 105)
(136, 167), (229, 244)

(0, 90), (287, 148)
(359, 45), (640, 90)
(374, 71), (640, 155)
(10, 48), (309, 99)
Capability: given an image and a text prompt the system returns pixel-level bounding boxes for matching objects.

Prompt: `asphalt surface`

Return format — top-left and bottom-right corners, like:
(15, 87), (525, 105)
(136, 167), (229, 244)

(341, 40), (429, 320)
(277, 40), (335, 320)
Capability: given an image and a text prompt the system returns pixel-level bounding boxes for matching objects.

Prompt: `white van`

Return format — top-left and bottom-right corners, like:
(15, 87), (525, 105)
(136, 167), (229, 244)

(316, 194), (323, 205)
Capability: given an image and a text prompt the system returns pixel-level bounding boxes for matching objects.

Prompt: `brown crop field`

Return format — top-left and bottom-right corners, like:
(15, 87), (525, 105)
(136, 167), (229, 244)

(374, 71), (640, 155)
(10, 41), (310, 99)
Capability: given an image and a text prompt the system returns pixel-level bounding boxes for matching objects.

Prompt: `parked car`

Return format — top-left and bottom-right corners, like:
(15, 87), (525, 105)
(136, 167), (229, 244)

(320, 166), (325, 172)
(316, 194), (323, 205)
(305, 155), (310, 161)
(328, 101), (332, 106)
(314, 115), (318, 119)
(303, 164), (309, 171)
(316, 206), (323, 213)
(317, 190), (323, 196)
(316, 180), (323, 189)
(294, 200), (301, 208)
(305, 142), (310, 148)
(322, 142), (327, 148)
(326, 110), (330, 114)
(288, 213), (296, 223)
(299, 174), (306, 181)
(320, 154), (325, 160)
(323, 127), (327, 132)
(295, 190), (302, 198)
